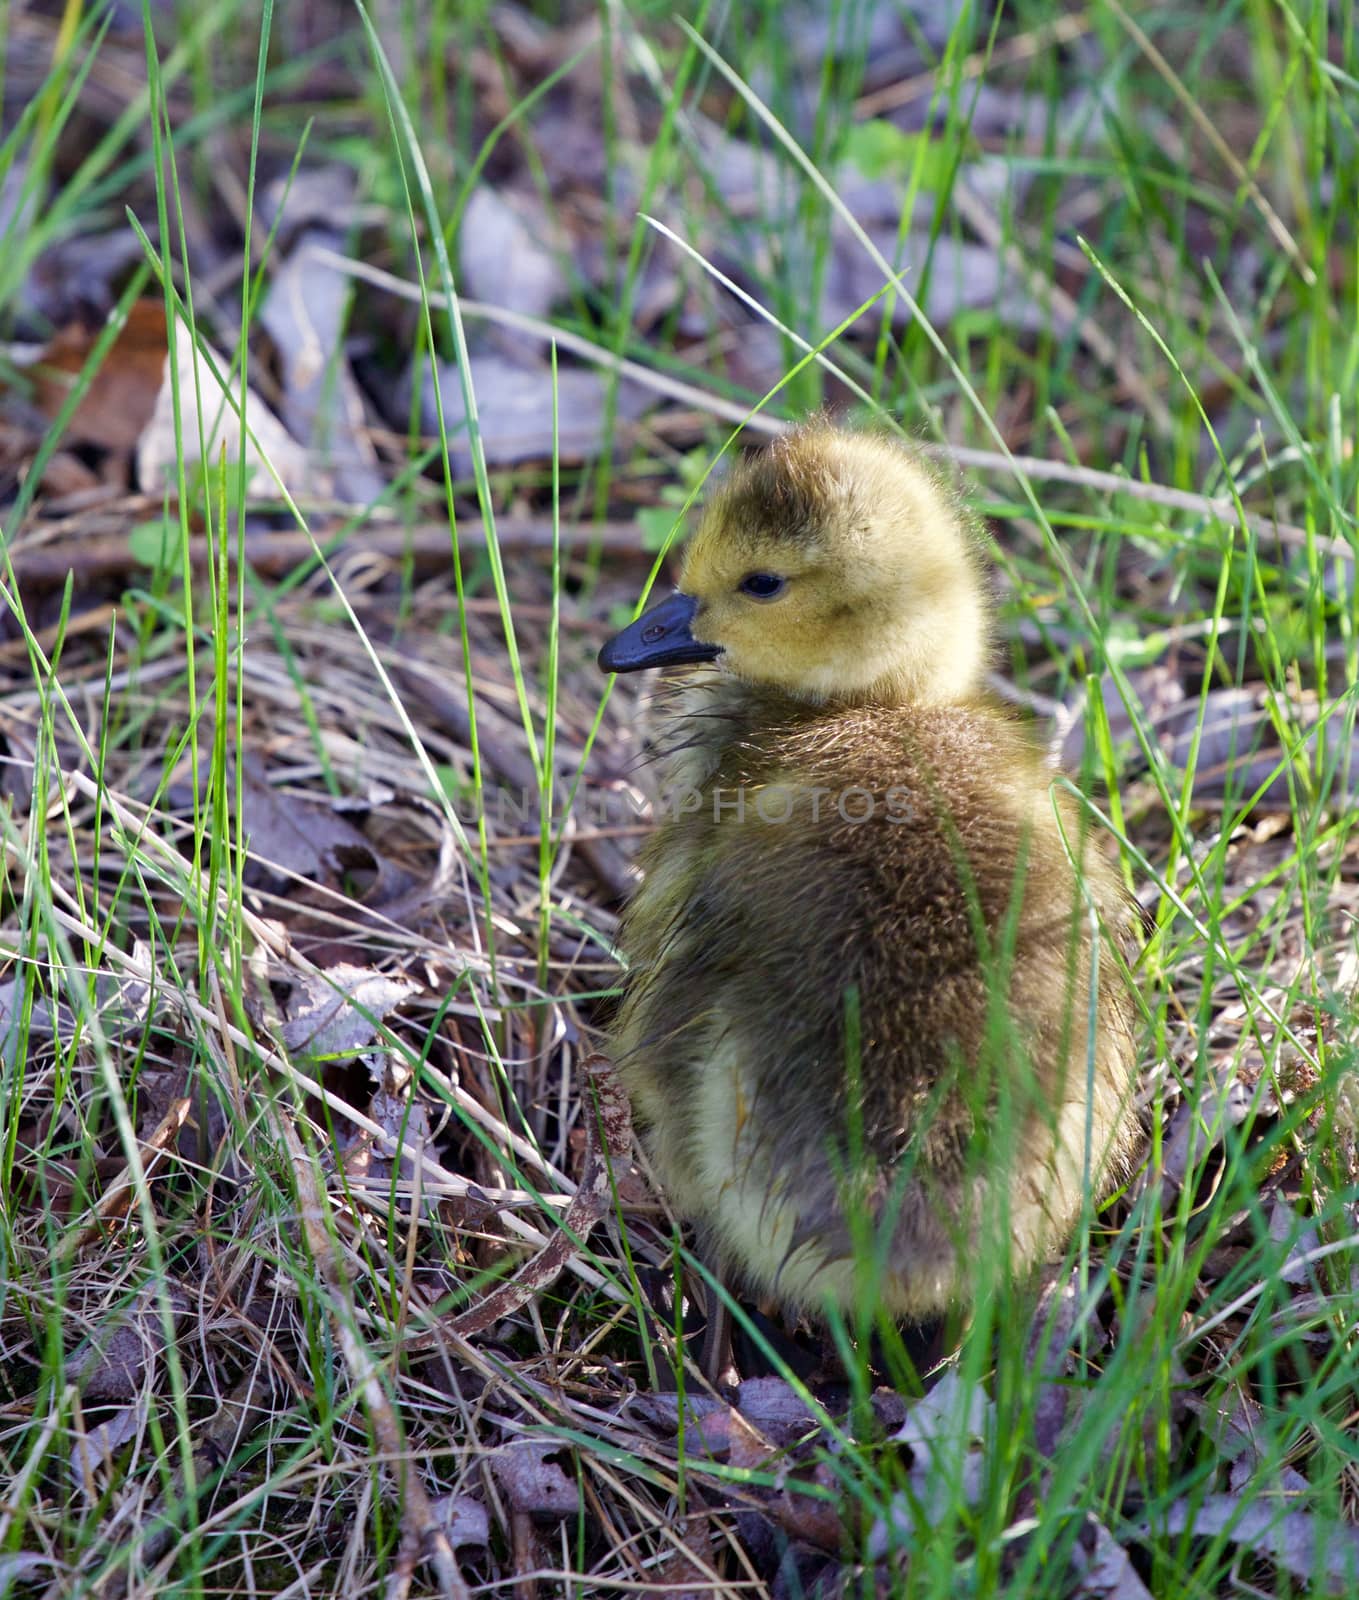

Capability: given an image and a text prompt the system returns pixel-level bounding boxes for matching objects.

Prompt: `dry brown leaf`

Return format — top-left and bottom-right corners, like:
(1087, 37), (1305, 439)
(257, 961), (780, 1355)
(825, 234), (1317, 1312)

(754, 1466), (846, 1556)
(70, 1400), (146, 1490)
(66, 1293), (172, 1402)
(637, 1518), (719, 1600)
(634, 1392), (751, 1461)
(1157, 1496), (1359, 1594)
(1025, 1266), (1102, 1462)
(1072, 679), (1355, 808)
(259, 231), (384, 506)
(422, 351), (650, 475)
(0, 1554), (64, 1591)
(1183, 1384), (1310, 1498)
(1060, 665), (1187, 774)
(237, 759), (378, 888)
(460, 185), (567, 322)
(1068, 1515), (1154, 1599)
(736, 1376), (820, 1448)
(823, 227), (1048, 338)
(36, 450), (103, 497)
(490, 1439), (580, 1519)
(260, 163), (359, 242)
(631, 1386), (725, 1429)
(429, 1493), (491, 1549)
(868, 1374), (992, 1556)
(135, 328), (310, 499)
(59, 1097), (192, 1258)
(0, 967), (152, 1070)
(348, 1088), (435, 1195)
(1270, 1196), (1324, 1284)
(30, 300), (168, 454)
(278, 963), (419, 1058)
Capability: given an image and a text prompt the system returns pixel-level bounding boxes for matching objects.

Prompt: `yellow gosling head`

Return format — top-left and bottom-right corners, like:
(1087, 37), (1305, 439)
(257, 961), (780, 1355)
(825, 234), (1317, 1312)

(600, 427), (990, 705)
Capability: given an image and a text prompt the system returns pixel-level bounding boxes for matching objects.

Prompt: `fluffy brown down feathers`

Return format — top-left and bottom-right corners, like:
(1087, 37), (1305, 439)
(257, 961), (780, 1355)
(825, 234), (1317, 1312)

(600, 427), (1140, 1319)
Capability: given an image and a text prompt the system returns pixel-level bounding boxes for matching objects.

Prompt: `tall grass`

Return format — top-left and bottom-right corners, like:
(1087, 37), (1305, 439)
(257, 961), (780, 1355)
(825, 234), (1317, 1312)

(0, 1), (1355, 1595)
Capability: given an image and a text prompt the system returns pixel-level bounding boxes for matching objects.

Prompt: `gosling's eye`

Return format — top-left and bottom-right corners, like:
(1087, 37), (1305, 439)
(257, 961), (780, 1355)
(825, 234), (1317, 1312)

(738, 572), (786, 600)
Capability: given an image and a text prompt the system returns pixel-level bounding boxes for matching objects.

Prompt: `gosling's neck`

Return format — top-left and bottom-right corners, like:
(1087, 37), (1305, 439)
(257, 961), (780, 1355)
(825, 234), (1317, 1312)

(861, 583), (991, 707)
(731, 584), (992, 710)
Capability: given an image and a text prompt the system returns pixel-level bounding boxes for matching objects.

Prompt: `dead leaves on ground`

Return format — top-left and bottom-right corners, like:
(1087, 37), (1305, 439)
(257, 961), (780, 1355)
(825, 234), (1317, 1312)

(3, 0), (1293, 525)
(0, 426), (1356, 1600)
(1, 3), (1358, 1598)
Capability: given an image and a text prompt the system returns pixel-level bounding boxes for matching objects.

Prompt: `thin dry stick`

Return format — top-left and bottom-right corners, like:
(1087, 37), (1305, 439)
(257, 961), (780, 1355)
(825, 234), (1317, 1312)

(3, 518), (648, 589)
(403, 1054), (633, 1353)
(934, 443), (1336, 556)
(313, 249), (781, 434)
(283, 1116), (471, 1600)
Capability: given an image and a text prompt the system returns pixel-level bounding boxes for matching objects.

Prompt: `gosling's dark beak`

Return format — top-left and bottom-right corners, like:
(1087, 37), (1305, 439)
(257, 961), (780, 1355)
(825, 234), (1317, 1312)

(598, 591), (722, 674)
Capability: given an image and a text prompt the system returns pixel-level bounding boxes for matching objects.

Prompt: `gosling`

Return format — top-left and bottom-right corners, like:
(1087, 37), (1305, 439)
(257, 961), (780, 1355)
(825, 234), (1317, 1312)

(598, 426), (1139, 1327)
